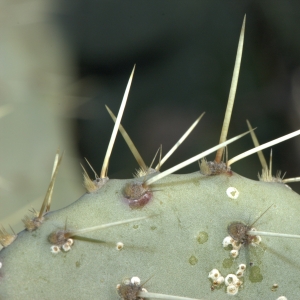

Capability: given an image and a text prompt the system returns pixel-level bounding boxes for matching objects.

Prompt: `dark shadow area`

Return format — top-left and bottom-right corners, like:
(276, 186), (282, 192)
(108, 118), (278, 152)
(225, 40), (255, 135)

(54, 0), (300, 193)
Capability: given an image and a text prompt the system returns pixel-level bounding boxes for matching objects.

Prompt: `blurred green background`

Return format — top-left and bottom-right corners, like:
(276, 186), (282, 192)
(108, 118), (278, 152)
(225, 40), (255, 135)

(1, 0), (300, 246)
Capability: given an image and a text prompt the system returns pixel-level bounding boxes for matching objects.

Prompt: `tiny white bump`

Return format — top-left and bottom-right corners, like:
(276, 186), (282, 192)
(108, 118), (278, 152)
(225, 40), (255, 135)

(226, 284), (239, 295)
(66, 238), (73, 246)
(236, 263), (246, 277)
(131, 276), (141, 285)
(225, 274), (240, 286)
(208, 269), (221, 279)
(226, 187), (239, 199)
(236, 270), (243, 277)
(0, 262), (2, 269)
(230, 249), (239, 258)
(50, 245), (60, 254)
(62, 243), (71, 252)
(216, 276), (224, 285)
(252, 235), (262, 246)
(276, 297), (287, 300)
(222, 236), (234, 248)
(116, 242), (124, 250)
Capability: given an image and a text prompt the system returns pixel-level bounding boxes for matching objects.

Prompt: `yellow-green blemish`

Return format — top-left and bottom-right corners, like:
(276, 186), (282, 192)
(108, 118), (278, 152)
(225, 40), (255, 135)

(192, 179), (200, 186)
(222, 257), (234, 268)
(189, 255), (198, 265)
(197, 231), (208, 244)
(249, 266), (263, 283)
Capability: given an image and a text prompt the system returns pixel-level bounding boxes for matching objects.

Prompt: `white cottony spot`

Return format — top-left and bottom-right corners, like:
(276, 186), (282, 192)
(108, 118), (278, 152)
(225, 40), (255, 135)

(66, 238), (73, 246)
(230, 249), (239, 258)
(131, 276), (141, 285)
(227, 284), (239, 296)
(236, 263), (246, 277)
(208, 269), (221, 280)
(50, 245), (60, 254)
(62, 243), (71, 252)
(225, 274), (240, 286)
(226, 187), (239, 199)
(216, 276), (224, 285)
(208, 269), (225, 287)
(222, 236), (234, 247)
(116, 242), (124, 250)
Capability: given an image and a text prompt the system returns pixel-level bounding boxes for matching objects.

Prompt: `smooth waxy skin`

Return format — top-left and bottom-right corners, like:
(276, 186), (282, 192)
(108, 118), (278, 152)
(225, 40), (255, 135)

(0, 172), (299, 299)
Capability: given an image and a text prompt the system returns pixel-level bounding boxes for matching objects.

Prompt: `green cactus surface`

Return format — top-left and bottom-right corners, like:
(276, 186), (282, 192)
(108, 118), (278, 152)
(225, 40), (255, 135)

(1, 172), (300, 299)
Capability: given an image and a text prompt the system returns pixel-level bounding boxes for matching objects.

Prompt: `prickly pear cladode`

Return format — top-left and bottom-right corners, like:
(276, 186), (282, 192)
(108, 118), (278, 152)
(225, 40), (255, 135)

(0, 16), (299, 300)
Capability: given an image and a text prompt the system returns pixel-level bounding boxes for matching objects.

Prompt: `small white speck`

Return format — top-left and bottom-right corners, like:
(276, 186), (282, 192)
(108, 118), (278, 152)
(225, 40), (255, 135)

(249, 229), (261, 246)
(62, 243), (71, 252)
(276, 297), (287, 300)
(131, 276), (141, 285)
(236, 270), (243, 277)
(236, 264), (246, 277)
(226, 187), (239, 199)
(222, 236), (234, 248)
(227, 284), (239, 295)
(208, 269), (221, 280)
(230, 249), (239, 258)
(216, 276), (224, 285)
(0, 262), (2, 269)
(66, 238), (73, 246)
(50, 245), (60, 254)
(116, 242), (124, 250)
(225, 274), (240, 286)
(208, 269), (224, 287)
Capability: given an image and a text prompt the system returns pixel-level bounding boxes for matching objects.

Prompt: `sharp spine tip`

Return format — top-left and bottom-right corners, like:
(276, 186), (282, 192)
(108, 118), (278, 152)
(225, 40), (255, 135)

(39, 150), (64, 218)
(155, 112), (205, 170)
(100, 65), (136, 178)
(106, 105), (147, 171)
(215, 17), (245, 163)
(228, 129), (300, 166)
(146, 129), (251, 186)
